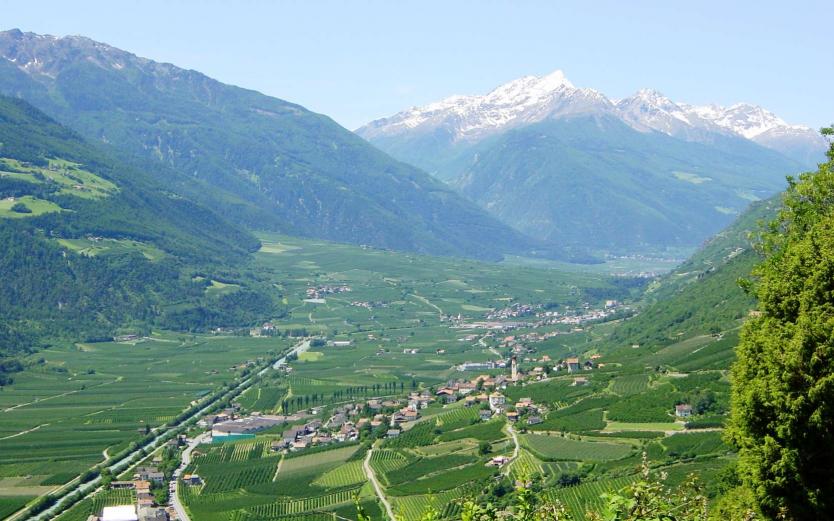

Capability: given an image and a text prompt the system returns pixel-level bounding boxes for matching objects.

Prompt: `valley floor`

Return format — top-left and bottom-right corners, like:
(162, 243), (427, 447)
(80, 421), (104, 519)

(1, 234), (736, 521)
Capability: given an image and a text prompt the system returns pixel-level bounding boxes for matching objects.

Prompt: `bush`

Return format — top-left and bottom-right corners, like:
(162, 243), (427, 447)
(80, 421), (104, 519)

(10, 202), (31, 213)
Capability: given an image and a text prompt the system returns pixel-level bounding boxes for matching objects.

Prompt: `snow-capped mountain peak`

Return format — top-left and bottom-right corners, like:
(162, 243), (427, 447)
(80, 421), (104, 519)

(357, 69), (827, 165)
(485, 69), (574, 104)
(615, 89), (697, 133)
(359, 70), (612, 141)
(684, 102), (797, 139)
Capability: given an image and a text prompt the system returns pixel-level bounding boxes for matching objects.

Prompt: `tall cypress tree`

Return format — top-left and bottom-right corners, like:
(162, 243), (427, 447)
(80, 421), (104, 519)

(728, 128), (834, 519)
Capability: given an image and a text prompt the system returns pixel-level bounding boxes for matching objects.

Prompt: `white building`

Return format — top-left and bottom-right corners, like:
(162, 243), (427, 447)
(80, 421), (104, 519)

(101, 505), (139, 521)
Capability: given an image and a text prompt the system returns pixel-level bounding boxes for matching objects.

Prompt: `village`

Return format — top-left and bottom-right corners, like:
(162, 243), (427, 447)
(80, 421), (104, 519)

(82, 304), (705, 521)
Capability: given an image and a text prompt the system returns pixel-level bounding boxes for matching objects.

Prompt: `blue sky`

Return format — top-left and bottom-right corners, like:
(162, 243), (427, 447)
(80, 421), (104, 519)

(3, 0), (832, 130)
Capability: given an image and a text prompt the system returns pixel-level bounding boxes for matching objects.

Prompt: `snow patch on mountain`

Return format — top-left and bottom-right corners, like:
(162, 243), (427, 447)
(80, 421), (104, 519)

(358, 70), (826, 163)
(362, 70), (613, 141)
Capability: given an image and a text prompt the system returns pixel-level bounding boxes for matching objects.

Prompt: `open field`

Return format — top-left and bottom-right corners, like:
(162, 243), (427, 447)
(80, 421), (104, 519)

(56, 237), (166, 261)
(0, 333), (291, 502)
(0, 157), (118, 199)
(0, 195), (63, 218)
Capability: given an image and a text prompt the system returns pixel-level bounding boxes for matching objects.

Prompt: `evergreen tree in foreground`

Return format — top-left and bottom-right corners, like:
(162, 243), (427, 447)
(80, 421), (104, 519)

(727, 128), (834, 519)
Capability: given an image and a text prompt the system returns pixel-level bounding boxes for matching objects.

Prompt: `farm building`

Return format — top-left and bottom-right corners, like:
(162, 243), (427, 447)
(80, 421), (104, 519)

(182, 474), (202, 485)
(211, 416), (283, 437)
(566, 357), (581, 372)
(675, 404), (693, 417)
(457, 361), (497, 372)
(488, 456), (510, 467)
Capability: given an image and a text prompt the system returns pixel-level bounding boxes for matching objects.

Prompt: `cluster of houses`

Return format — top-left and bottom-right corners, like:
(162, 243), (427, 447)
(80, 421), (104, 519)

(268, 395), (434, 449)
(349, 300), (388, 309)
(435, 374), (509, 401)
(534, 302), (624, 326)
(486, 303), (538, 321)
(250, 322), (278, 337)
(305, 285), (351, 300)
(273, 419), (340, 451)
(456, 353), (600, 385)
(94, 473), (174, 521)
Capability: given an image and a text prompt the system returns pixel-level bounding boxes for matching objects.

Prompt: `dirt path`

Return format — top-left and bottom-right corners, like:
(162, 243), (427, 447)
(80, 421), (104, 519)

(409, 293), (443, 315)
(502, 423), (520, 476)
(508, 424), (519, 459)
(364, 446), (395, 520)
(3, 376), (122, 412)
(272, 454), (285, 481)
(0, 423), (48, 441)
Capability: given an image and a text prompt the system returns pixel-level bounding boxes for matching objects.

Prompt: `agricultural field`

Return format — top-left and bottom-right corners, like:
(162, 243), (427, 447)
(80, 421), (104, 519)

(54, 488), (136, 521)
(520, 434), (636, 462)
(0, 333), (291, 504)
(0, 157), (118, 199)
(181, 441), (376, 521)
(5, 233), (739, 520)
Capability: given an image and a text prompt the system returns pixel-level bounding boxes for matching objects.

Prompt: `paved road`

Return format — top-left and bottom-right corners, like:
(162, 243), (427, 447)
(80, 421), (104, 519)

(169, 339), (310, 521)
(272, 339), (310, 370)
(363, 446), (395, 521)
(170, 432), (210, 521)
(25, 341), (302, 521)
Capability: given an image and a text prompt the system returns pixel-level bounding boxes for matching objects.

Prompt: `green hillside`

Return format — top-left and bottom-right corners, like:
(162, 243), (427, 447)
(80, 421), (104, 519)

(0, 96), (282, 362)
(0, 30), (545, 262)
(597, 196), (780, 363)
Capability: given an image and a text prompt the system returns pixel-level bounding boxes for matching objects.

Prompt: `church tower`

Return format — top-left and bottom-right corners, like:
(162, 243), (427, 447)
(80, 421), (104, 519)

(511, 355), (518, 382)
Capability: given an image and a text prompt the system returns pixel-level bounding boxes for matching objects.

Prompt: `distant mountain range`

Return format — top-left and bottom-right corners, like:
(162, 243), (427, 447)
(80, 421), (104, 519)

(0, 29), (546, 262)
(360, 70), (826, 166)
(358, 70), (817, 253)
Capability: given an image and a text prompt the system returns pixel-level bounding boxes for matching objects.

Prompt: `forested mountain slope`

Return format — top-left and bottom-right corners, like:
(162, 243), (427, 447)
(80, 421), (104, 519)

(599, 197), (779, 357)
(0, 29), (544, 261)
(0, 96), (281, 365)
(449, 116), (796, 251)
